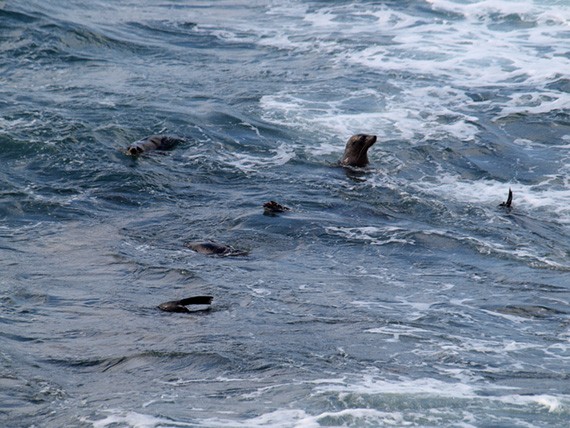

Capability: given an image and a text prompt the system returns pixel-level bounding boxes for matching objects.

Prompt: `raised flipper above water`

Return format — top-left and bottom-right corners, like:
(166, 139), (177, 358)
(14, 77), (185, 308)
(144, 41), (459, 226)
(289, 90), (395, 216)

(499, 188), (513, 209)
(158, 296), (213, 313)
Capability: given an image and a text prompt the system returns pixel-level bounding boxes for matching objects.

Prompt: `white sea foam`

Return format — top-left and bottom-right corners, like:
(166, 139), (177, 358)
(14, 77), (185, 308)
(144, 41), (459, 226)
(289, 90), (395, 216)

(406, 173), (570, 223)
(86, 407), (425, 428)
(82, 410), (190, 428)
(325, 225), (414, 246)
(366, 324), (429, 342)
(314, 373), (478, 399)
(220, 142), (295, 173)
(258, 0), (570, 146)
(309, 372), (570, 416)
(198, 408), (411, 428)
(82, 373), (570, 427)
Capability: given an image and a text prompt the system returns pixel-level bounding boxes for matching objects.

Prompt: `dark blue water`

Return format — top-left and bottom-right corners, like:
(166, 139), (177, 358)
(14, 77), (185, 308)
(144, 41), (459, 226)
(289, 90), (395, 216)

(2, 1), (570, 426)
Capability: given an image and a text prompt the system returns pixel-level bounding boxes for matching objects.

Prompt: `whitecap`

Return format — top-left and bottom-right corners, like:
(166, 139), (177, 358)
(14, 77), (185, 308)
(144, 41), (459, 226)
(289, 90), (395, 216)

(220, 142), (295, 173)
(365, 324), (429, 342)
(325, 225), (414, 246)
(257, 1), (570, 143)
(198, 408), (414, 428)
(82, 410), (188, 428)
(407, 173), (570, 221)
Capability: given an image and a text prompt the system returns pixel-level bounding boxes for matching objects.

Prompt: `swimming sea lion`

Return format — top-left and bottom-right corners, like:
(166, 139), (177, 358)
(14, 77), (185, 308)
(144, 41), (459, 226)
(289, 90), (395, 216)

(263, 201), (290, 213)
(158, 296), (213, 313)
(126, 135), (181, 156)
(184, 241), (248, 256)
(340, 134), (377, 167)
(499, 188), (513, 209)
(494, 304), (565, 319)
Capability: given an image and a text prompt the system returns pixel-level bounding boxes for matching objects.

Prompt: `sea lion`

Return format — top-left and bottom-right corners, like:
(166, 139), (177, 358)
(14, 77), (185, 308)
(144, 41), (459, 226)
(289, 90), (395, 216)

(263, 200), (290, 213)
(494, 304), (565, 319)
(499, 188), (513, 209)
(158, 296), (213, 313)
(340, 134), (377, 167)
(126, 135), (181, 156)
(184, 241), (248, 257)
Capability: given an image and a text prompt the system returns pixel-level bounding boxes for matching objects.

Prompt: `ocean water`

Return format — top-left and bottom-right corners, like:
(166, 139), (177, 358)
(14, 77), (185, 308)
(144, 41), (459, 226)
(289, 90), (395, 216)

(2, 0), (570, 426)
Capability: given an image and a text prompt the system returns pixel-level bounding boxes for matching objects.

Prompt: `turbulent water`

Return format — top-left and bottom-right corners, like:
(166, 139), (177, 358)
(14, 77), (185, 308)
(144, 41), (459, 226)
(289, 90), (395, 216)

(2, 0), (570, 426)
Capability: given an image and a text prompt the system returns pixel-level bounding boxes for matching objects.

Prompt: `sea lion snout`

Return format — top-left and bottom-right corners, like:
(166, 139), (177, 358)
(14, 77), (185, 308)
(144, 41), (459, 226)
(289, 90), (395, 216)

(340, 134), (377, 167)
(127, 146), (143, 155)
(365, 134), (377, 146)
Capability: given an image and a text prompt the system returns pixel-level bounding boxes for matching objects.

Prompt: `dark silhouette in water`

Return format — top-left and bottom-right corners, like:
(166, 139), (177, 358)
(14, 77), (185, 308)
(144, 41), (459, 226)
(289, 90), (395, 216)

(499, 188), (513, 209)
(126, 135), (181, 155)
(184, 241), (248, 256)
(263, 200), (290, 213)
(339, 134), (377, 167)
(158, 296), (213, 313)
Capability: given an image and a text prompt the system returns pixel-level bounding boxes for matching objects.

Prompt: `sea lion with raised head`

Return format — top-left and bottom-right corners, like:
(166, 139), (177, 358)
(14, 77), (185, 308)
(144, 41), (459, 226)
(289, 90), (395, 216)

(340, 134), (377, 167)
(158, 296), (213, 313)
(184, 241), (248, 257)
(126, 135), (181, 156)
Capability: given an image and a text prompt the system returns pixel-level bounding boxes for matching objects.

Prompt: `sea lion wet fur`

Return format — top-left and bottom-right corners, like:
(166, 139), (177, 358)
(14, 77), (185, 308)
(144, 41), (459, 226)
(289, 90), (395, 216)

(126, 135), (181, 156)
(263, 201), (290, 213)
(340, 134), (377, 167)
(184, 241), (248, 257)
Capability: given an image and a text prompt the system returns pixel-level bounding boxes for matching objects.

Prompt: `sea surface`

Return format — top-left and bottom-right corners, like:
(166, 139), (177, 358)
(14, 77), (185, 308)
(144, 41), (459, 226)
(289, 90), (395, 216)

(2, 0), (570, 427)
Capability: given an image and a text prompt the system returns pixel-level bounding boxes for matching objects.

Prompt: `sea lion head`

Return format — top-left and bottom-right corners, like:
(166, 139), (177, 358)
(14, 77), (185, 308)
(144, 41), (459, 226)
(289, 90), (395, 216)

(126, 145), (144, 156)
(340, 134), (377, 167)
(125, 136), (167, 156)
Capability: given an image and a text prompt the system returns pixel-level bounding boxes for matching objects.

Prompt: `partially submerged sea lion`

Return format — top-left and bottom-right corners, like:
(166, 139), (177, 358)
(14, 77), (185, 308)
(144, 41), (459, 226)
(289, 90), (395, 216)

(494, 304), (565, 319)
(340, 134), (377, 167)
(184, 241), (248, 257)
(499, 188), (513, 209)
(263, 200), (290, 213)
(126, 135), (181, 156)
(158, 296), (213, 313)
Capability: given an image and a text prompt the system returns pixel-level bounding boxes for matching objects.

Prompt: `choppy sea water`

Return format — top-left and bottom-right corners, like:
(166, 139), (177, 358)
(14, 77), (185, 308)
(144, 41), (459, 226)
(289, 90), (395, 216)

(2, 0), (570, 426)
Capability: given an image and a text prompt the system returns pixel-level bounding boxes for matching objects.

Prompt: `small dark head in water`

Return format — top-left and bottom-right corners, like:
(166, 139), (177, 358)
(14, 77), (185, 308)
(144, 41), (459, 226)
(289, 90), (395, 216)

(184, 241), (249, 257)
(340, 134), (377, 167)
(263, 200), (290, 214)
(126, 135), (181, 156)
(158, 296), (213, 313)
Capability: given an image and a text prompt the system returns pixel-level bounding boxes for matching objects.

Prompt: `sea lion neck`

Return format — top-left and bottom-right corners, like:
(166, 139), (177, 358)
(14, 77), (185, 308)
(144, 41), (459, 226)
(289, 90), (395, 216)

(340, 134), (377, 167)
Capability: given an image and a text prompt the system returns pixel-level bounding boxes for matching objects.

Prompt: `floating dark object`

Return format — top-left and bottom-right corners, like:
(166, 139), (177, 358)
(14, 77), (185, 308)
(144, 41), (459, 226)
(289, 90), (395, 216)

(158, 296), (213, 313)
(126, 135), (181, 156)
(263, 200), (290, 213)
(184, 241), (248, 256)
(499, 188), (513, 209)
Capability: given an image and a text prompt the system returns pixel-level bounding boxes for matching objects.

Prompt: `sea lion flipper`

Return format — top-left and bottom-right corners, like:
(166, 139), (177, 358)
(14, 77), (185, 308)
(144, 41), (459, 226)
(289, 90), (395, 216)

(499, 188), (513, 209)
(178, 296), (213, 306)
(158, 296), (213, 313)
